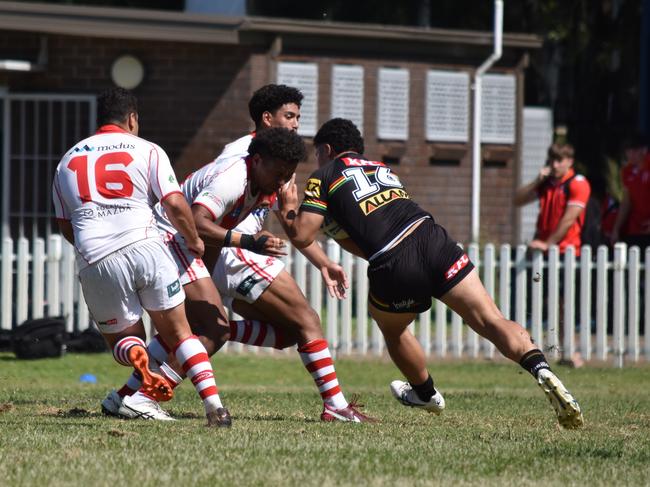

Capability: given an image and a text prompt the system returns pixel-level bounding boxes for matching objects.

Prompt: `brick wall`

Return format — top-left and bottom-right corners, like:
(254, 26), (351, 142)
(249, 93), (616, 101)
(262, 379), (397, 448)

(0, 31), (518, 245)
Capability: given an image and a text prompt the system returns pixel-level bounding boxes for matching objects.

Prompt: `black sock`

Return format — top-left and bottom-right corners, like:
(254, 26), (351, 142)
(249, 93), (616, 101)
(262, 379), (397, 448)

(411, 374), (436, 402)
(519, 349), (551, 378)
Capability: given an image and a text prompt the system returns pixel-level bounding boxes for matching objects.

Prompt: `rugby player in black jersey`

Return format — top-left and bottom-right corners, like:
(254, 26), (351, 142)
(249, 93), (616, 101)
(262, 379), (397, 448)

(278, 118), (584, 429)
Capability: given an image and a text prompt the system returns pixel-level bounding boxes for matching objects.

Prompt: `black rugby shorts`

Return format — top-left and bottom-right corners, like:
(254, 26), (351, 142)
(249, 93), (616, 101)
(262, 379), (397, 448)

(367, 219), (474, 313)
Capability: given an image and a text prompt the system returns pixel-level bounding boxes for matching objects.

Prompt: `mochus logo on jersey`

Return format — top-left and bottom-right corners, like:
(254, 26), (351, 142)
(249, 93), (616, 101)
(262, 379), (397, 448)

(360, 188), (409, 215)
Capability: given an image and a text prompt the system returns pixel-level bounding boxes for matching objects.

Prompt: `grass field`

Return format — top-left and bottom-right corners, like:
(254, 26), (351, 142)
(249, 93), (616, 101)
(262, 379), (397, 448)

(0, 351), (649, 487)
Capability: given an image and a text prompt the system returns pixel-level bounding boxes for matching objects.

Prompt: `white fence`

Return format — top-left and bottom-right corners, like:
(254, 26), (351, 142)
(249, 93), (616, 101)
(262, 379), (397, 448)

(1, 236), (648, 367)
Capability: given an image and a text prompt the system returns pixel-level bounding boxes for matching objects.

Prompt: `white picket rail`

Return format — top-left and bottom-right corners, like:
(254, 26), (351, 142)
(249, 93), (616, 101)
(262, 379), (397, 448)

(1, 236), (648, 367)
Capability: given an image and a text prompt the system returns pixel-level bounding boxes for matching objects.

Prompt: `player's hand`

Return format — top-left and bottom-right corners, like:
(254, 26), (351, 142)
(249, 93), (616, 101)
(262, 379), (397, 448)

(321, 262), (349, 300)
(528, 239), (549, 252)
(538, 166), (551, 182)
(252, 230), (287, 257)
(279, 173), (299, 211)
(186, 236), (205, 259)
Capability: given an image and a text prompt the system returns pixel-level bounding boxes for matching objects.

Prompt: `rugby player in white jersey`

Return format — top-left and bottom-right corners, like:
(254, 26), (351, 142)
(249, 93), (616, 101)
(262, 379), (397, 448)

(53, 88), (230, 426)
(102, 126), (305, 421)
(209, 85), (372, 422)
(105, 85), (373, 422)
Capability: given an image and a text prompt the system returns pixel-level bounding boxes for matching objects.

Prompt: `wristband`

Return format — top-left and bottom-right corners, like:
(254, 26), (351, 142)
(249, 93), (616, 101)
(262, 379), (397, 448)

(286, 209), (296, 220)
(224, 229), (232, 247)
(240, 234), (269, 254)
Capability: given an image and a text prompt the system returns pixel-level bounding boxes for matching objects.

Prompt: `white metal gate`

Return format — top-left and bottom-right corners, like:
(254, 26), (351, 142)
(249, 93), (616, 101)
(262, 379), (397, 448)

(1, 93), (96, 242)
(0, 93), (95, 329)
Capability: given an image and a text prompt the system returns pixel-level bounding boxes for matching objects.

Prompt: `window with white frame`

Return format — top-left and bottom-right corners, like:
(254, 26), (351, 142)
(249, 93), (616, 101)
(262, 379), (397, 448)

(331, 64), (364, 134)
(425, 70), (469, 142)
(377, 67), (409, 140)
(277, 61), (318, 137)
(481, 73), (516, 144)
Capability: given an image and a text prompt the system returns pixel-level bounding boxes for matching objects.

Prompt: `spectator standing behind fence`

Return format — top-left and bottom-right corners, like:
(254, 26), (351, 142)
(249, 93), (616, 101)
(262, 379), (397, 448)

(514, 142), (590, 368)
(611, 134), (650, 249)
(514, 143), (591, 256)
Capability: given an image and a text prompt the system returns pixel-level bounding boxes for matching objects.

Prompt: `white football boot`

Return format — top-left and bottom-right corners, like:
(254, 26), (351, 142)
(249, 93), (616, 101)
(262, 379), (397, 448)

(537, 368), (584, 429)
(390, 380), (445, 415)
(101, 390), (123, 417)
(117, 392), (175, 421)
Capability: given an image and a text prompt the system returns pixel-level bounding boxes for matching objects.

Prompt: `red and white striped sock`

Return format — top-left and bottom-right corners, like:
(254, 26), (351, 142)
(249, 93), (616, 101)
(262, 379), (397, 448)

(147, 334), (171, 363)
(112, 336), (147, 366)
(116, 335), (177, 398)
(229, 319), (286, 349)
(298, 339), (348, 410)
(174, 335), (223, 413)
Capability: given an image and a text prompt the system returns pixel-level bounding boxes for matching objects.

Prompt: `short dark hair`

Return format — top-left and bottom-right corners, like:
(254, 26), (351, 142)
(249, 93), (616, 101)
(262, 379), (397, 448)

(547, 142), (574, 161)
(313, 118), (364, 155)
(248, 84), (303, 127)
(97, 87), (138, 126)
(248, 127), (306, 165)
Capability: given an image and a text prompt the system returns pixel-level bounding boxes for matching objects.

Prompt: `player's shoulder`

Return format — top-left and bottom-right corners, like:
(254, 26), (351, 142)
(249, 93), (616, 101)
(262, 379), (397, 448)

(570, 173), (590, 187)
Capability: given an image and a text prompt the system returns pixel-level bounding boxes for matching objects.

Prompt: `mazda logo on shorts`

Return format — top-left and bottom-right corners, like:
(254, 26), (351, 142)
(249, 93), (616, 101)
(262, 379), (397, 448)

(81, 209), (94, 218)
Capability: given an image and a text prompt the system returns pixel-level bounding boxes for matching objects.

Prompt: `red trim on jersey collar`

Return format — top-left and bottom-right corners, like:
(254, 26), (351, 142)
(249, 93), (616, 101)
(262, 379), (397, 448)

(95, 124), (128, 135)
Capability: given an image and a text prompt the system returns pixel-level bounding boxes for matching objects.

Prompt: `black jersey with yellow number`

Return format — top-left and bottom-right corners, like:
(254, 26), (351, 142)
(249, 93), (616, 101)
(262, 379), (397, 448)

(300, 153), (431, 259)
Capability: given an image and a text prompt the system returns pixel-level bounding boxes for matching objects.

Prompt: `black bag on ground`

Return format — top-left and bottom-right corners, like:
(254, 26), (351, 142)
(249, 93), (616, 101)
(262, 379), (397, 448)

(12, 317), (66, 359)
(66, 327), (108, 353)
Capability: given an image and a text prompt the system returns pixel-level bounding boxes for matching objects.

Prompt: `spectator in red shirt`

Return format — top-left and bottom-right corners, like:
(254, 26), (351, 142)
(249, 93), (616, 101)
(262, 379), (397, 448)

(515, 142), (590, 368)
(515, 143), (591, 256)
(611, 134), (650, 249)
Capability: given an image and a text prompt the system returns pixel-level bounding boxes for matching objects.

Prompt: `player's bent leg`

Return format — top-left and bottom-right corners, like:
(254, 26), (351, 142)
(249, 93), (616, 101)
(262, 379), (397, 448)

(439, 269), (534, 361)
(231, 299), (300, 349)
(183, 277), (230, 356)
(246, 270), (373, 422)
(101, 321), (173, 404)
(251, 270), (323, 344)
(440, 269), (583, 429)
(147, 302), (231, 427)
(369, 303), (445, 415)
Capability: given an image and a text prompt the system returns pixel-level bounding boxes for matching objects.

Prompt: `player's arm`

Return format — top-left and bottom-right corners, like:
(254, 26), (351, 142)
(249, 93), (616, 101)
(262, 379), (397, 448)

(192, 205), (285, 257)
(278, 218), (349, 299)
(162, 193), (204, 258)
(56, 219), (74, 245)
(278, 179), (324, 248)
(544, 205), (585, 246)
(514, 166), (551, 206)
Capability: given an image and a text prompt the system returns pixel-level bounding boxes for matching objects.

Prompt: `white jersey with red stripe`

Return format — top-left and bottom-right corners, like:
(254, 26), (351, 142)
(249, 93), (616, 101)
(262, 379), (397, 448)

(210, 132), (280, 235)
(52, 124), (182, 268)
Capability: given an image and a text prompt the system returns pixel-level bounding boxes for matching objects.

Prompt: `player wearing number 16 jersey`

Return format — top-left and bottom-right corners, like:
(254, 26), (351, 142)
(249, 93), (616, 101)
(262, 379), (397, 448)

(53, 88), (230, 427)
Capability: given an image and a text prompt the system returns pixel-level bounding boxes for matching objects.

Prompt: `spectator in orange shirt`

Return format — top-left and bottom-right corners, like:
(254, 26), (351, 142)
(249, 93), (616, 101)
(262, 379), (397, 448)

(611, 134), (650, 249)
(515, 143), (591, 256)
(515, 142), (590, 368)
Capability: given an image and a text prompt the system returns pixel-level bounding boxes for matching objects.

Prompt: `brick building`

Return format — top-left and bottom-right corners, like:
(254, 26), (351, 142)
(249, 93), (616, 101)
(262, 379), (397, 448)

(0, 1), (541, 244)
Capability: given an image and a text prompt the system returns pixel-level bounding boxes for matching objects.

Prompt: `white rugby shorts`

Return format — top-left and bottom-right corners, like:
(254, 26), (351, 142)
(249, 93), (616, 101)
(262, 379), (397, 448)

(212, 247), (284, 309)
(163, 231), (211, 285)
(79, 238), (185, 334)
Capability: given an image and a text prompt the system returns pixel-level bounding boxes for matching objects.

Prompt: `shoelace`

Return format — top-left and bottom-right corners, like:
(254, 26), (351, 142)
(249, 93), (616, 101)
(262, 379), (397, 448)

(346, 395), (377, 422)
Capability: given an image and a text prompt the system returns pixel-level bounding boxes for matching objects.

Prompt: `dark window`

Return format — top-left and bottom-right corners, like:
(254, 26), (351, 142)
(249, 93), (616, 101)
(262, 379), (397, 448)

(429, 157), (460, 166)
(483, 159), (507, 168)
(382, 156), (400, 165)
